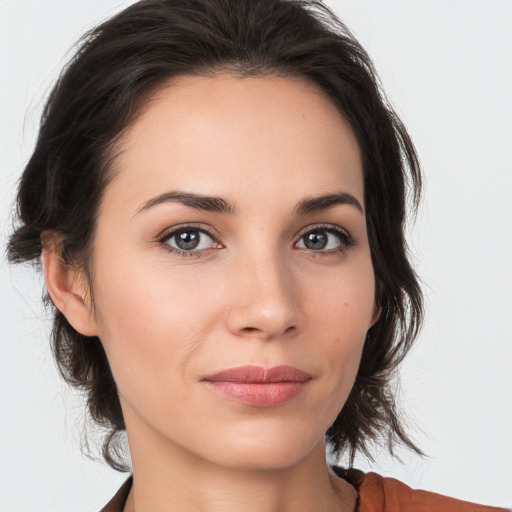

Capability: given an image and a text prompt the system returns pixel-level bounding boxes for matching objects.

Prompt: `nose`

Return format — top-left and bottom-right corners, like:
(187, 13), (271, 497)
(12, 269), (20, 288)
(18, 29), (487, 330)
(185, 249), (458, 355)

(224, 249), (302, 341)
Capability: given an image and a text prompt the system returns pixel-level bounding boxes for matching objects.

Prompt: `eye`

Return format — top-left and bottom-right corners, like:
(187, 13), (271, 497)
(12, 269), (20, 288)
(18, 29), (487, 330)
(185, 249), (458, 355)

(160, 227), (219, 255)
(295, 226), (354, 252)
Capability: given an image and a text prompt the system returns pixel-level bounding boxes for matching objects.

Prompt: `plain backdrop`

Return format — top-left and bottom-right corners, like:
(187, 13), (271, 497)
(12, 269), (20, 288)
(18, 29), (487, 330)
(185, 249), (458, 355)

(1, 1), (511, 510)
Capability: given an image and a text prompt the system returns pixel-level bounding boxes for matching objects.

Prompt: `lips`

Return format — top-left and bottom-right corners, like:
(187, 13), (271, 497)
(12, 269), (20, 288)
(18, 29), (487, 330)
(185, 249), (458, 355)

(202, 365), (311, 407)
(204, 365), (311, 383)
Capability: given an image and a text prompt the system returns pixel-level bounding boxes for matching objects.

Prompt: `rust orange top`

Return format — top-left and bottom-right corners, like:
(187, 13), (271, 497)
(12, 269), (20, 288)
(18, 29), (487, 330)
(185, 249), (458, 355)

(100, 469), (510, 512)
(337, 468), (509, 512)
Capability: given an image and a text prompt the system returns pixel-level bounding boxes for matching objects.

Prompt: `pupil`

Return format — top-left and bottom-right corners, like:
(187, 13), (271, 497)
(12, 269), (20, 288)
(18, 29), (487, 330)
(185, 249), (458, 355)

(176, 231), (200, 250)
(305, 231), (327, 250)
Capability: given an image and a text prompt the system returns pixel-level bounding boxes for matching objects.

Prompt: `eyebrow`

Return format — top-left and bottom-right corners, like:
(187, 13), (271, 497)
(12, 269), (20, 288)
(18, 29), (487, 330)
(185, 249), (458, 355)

(295, 192), (363, 215)
(136, 190), (363, 216)
(137, 190), (236, 215)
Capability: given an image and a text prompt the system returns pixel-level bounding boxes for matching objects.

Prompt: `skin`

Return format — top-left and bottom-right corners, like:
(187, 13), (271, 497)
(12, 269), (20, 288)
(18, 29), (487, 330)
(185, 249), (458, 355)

(43, 74), (378, 512)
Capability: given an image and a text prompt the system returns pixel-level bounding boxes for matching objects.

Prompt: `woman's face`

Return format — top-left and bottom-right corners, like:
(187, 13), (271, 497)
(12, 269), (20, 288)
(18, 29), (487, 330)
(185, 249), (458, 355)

(86, 74), (378, 470)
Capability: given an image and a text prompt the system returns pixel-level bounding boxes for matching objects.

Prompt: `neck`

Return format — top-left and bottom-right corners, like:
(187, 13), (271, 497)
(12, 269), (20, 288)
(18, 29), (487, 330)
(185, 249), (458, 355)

(123, 426), (356, 512)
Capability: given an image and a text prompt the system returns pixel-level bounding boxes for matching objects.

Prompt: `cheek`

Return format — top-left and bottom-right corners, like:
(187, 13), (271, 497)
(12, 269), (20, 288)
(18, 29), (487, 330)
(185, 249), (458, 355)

(302, 257), (375, 383)
(303, 254), (376, 338)
(94, 241), (218, 332)
(90, 251), (222, 401)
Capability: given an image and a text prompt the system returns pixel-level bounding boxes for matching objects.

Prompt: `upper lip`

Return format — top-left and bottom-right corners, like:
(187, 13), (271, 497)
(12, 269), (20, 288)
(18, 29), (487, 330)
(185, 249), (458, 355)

(202, 365), (312, 383)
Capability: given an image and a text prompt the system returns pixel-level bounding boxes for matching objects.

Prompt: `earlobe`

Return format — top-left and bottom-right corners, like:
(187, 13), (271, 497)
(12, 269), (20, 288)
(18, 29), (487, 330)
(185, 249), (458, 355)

(42, 242), (99, 337)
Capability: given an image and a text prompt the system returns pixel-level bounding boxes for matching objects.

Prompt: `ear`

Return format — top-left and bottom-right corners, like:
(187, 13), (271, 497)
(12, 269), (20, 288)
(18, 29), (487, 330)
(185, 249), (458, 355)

(41, 240), (99, 337)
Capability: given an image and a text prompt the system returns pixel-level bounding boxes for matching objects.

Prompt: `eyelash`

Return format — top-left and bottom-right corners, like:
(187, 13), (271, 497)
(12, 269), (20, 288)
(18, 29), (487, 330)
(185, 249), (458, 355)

(296, 224), (355, 255)
(157, 224), (220, 258)
(157, 223), (355, 258)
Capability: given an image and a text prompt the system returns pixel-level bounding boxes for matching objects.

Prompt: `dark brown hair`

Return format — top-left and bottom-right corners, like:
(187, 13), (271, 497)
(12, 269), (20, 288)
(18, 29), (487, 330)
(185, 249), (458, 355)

(8, 0), (423, 471)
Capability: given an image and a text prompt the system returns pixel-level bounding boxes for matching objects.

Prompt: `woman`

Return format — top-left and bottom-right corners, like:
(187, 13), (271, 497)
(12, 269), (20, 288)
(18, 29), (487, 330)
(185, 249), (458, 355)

(5, 0), (510, 510)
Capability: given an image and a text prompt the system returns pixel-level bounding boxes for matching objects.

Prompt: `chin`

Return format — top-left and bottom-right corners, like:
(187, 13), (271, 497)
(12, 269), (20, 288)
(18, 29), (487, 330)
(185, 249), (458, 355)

(194, 425), (324, 471)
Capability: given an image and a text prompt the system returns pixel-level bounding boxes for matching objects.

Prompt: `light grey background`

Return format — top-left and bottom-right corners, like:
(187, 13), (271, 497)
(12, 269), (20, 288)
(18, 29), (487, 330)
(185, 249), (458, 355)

(1, 1), (511, 510)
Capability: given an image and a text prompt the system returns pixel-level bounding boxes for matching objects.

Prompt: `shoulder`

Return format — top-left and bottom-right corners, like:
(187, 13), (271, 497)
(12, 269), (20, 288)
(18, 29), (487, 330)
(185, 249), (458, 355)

(332, 467), (510, 512)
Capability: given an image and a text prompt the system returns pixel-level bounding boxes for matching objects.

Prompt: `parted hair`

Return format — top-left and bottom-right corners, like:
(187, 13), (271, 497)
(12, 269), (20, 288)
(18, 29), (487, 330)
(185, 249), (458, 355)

(8, 0), (423, 471)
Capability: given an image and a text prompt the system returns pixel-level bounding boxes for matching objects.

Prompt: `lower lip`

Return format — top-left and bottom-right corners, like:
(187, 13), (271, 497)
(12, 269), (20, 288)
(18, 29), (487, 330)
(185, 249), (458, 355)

(204, 381), (309, 407)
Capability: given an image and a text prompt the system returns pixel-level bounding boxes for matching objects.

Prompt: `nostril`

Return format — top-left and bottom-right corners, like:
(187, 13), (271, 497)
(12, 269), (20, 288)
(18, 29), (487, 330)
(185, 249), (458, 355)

(242, 327), (259, 333)
(239, 325), (297, 337)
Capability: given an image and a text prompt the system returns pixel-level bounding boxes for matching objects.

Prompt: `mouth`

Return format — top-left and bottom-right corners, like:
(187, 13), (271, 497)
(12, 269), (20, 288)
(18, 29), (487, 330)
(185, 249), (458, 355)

(202, 365), (312, 407)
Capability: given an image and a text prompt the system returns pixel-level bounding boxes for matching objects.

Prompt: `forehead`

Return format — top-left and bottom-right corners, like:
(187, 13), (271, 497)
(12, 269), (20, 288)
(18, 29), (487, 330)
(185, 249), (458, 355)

(105, 73), (364, 215)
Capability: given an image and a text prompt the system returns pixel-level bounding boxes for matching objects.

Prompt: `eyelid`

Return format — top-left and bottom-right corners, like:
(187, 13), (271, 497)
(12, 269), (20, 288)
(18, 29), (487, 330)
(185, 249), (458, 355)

(156, 223), (220, 244)
(295, 223), (353, 241)
(294, 223), (355, 251)
(156, 223), (224, 259)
